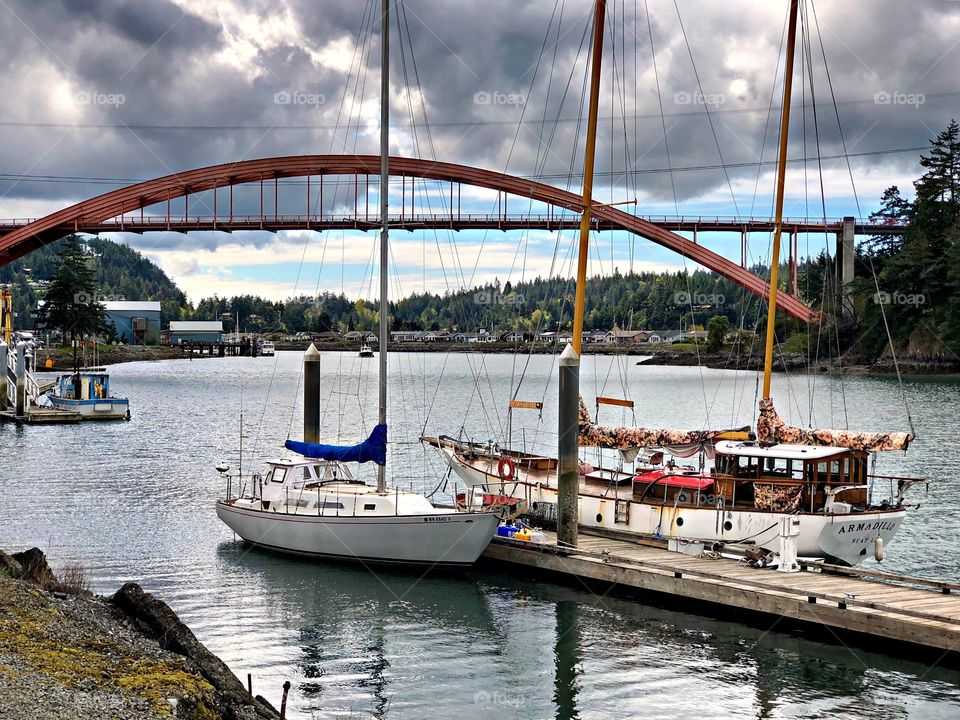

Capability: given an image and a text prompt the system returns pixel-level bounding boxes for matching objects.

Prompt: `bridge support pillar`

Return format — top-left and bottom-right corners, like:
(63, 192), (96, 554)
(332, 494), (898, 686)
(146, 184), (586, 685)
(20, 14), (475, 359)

(15, 341), (26, 417)
(0, 341), (7, 411)
(836, 216), (855, 318)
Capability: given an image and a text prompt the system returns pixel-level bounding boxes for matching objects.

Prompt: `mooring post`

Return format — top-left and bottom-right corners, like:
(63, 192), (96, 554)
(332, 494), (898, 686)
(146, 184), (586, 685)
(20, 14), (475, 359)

(14, 341), (26, 418)
(0, 340), (8, 411)
(303, 343), (321, 444)
(557, 342), (580, 548)
(279, 680), (291, 720)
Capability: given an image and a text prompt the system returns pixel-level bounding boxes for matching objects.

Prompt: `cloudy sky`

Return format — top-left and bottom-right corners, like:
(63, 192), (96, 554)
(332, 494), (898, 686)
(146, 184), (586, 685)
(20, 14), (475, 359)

(0, 0), (957, 302)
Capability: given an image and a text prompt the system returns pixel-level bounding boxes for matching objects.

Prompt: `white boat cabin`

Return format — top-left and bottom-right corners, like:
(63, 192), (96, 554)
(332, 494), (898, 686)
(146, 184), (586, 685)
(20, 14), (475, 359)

(230, 456), (451, 517)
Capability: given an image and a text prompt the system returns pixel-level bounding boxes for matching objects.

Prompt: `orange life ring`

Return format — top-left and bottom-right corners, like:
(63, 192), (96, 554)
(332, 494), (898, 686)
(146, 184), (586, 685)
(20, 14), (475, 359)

(497, 455), (516, 481)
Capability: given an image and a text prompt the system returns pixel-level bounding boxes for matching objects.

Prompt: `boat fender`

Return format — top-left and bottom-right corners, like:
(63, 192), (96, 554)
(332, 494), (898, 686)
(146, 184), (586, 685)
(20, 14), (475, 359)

(874, 537), (884, 562)
(497, 456), (516, 481)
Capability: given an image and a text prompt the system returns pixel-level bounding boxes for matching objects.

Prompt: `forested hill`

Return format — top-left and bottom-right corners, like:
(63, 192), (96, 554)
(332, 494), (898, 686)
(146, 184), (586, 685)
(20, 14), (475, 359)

(189, 267), (776, 335)
(0, 237), (187, 324)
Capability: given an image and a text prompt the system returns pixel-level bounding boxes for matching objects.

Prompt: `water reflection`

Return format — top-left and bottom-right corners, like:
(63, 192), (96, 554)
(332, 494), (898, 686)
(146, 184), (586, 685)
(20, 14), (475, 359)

(3, 356), (960, 719)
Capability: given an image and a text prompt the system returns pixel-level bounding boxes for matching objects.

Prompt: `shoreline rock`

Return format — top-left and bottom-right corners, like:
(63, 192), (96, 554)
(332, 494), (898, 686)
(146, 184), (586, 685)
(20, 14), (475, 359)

(0, 547), (279, 720)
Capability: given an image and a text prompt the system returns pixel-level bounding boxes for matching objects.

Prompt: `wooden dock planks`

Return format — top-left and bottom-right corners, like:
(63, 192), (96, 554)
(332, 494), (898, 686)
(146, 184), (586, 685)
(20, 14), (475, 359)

(483, 531), (960, 656)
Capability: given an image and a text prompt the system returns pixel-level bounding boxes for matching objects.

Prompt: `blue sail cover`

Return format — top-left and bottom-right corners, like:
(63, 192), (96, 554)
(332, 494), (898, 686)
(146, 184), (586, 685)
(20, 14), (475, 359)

(284, 424), (387, 466)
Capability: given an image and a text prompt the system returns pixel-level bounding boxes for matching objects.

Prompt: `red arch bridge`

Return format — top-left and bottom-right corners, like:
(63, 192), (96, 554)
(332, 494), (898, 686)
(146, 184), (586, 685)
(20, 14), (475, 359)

(0, 155), (892, 322)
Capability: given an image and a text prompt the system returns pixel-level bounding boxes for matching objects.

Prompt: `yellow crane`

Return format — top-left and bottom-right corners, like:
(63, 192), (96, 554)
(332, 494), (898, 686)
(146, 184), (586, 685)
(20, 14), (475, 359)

(0, 286), (12, 345)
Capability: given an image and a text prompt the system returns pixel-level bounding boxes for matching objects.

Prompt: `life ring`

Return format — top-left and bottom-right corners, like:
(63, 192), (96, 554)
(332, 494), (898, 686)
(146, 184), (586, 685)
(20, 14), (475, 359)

(497, 455), (516, 481)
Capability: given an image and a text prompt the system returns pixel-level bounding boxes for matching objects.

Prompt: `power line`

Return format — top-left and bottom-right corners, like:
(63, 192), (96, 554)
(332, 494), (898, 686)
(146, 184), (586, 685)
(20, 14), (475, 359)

(0, 144), (929, 188)
(0, 89), (957, 132)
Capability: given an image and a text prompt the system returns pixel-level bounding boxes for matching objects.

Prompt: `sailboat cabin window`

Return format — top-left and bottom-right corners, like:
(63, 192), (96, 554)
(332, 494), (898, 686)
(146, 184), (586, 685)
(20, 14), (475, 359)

(363, 503), (377, 511)
(269, 468), (287, 484)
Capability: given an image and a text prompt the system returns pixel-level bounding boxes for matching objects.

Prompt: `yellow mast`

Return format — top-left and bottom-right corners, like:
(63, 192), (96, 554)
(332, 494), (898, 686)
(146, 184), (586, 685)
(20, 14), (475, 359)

(571, 0), (607, 355)
(557, 0), (606, 549)
(761, 0), (800, 400)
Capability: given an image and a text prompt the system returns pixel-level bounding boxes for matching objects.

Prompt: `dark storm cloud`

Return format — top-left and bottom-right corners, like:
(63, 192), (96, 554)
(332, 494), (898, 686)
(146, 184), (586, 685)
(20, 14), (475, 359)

(0, 0), (957, 219)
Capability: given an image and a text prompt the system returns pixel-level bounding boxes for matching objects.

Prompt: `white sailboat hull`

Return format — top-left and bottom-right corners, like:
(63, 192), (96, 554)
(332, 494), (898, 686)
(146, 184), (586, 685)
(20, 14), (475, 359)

(216, 501), (499, 565)
(439, 449), (905, 566)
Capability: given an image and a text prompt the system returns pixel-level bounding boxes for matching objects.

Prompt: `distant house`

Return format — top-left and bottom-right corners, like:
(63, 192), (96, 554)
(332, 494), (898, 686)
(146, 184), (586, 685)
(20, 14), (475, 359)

(589, 330), (615, 344)
(613, 330), (650, 345)
(391, 330), (421, 343)
(169, 320), (223, 345)
(645, 329), (672, 344)
(104, 301), (161, 345)
(313, 331), (341, 341)
(504, 330), (526, 342)
(682, 330), (708, 343)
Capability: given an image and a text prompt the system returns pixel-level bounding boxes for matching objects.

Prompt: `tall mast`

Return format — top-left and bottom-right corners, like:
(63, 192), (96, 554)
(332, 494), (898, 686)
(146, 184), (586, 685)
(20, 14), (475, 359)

(571, 0), (607, 356)
(761, 0), (800, 401)
(557, 0), (606, 549)
(377, 0), (390, 494)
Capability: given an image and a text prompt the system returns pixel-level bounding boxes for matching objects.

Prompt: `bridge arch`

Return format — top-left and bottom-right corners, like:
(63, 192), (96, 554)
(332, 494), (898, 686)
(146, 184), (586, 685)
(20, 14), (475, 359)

(0, 154), (815, 321)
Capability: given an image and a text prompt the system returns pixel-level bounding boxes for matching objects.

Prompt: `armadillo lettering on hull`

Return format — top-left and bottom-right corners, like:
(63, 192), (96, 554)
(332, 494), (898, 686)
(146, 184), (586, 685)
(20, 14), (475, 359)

(819, 513), (904, 565)
(837, 520), (898, 535)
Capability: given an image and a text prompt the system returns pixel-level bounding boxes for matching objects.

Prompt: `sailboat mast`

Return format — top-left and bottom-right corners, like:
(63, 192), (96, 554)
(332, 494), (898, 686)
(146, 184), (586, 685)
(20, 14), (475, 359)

(761, 0), (800, 401)
(557, 0), (606, 550)
(377, 0), (390, 494)
(572, 0), (607, 355)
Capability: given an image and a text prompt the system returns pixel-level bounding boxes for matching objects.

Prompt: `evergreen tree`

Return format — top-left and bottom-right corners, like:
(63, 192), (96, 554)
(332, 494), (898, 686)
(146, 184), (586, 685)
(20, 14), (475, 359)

(35, 236), (108, 370)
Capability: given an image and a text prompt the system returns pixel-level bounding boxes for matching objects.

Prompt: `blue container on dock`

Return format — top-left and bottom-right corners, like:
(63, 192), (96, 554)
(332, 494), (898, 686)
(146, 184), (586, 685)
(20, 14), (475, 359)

(497, 525), (520, 538)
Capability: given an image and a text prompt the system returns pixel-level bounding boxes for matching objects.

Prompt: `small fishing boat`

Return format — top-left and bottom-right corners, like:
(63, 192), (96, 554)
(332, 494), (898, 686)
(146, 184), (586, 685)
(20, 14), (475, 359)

(358, 344), (374, 358)
(259, 341), (275, 357)
(44, 368), (130, 420)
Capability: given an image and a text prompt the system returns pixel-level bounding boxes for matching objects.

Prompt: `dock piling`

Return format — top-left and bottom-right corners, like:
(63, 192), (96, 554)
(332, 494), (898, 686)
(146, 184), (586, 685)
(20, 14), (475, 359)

(0, 341), (7, 411)
(303, 343), (321, 444)
(557, 343), (580, 548)
(14, 341), (25, 417)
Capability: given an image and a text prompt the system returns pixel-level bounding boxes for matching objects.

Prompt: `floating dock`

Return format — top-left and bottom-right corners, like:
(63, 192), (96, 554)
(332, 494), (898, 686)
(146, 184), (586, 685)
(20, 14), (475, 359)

(483, 531), (960, 661)
(0, 406), (82, 424)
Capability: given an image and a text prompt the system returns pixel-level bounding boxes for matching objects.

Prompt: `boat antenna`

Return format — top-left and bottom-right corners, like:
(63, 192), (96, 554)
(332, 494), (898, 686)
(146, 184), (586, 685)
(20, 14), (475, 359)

(376, 0), (390, 494)
(760, 0), (800, 402)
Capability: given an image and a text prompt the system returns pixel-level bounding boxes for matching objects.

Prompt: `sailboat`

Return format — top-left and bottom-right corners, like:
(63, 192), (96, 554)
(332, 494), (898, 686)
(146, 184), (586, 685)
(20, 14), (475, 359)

(215, 0), (499, 565)
(423, 0), (926, 566)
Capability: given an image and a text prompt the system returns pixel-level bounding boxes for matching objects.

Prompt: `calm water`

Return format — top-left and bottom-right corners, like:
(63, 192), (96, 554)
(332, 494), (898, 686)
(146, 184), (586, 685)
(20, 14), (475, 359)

(1, 351), (959, 719)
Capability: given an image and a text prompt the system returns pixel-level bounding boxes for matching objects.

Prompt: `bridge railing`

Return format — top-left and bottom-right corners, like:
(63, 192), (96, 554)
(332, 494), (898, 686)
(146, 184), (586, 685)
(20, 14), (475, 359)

(1, 213), (908, 229)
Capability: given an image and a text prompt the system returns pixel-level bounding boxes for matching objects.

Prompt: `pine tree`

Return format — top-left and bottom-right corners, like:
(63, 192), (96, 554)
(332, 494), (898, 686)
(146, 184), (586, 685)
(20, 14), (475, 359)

(864, 186), (910, 259)
(35, 236), (108, 370)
